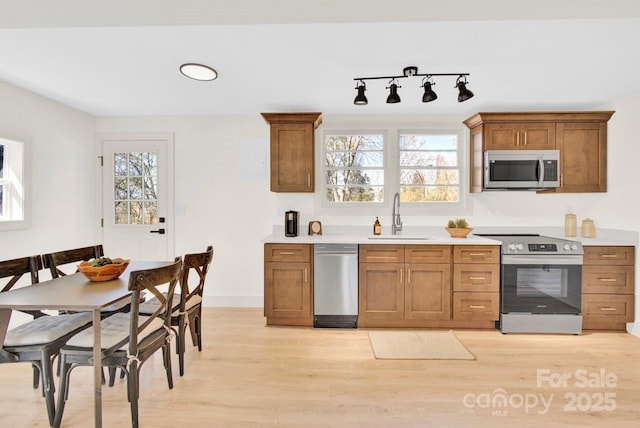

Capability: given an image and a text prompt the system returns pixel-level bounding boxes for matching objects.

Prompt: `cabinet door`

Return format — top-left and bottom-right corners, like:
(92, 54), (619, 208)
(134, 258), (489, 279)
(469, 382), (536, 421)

(358, 263), (404, 324)
(270, 123), (314, 192)
(485, 123), (556, 150)
(484, 123), (520, 150)
(404, 263), (451, 320)
(556, 122), (607, 192)
(264, 262), (312, 321)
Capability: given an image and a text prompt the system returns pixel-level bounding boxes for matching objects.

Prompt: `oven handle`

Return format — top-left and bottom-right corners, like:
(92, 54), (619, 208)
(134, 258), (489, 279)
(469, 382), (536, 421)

(502, 255), (583, 265)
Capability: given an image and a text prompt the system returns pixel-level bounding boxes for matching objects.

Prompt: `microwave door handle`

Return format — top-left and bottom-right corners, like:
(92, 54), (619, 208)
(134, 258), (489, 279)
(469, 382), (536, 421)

(538, 157), (544, 186)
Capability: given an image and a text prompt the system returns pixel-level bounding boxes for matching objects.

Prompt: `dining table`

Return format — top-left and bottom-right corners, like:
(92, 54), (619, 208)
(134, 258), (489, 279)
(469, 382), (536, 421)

(0, 260), (173, 428)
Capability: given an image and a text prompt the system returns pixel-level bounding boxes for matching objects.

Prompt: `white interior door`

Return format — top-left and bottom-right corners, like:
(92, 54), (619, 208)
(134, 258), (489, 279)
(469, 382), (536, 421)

(101, 138), (173, 261)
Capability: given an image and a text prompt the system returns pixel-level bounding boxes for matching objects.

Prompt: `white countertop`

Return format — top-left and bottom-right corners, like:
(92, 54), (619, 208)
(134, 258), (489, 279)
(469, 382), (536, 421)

(263, 225), (639, 247)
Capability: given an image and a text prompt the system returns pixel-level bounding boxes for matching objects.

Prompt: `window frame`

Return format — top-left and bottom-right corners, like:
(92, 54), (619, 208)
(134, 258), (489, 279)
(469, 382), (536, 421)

(0, 132), (31, 230)
(316, 123), (470, 216)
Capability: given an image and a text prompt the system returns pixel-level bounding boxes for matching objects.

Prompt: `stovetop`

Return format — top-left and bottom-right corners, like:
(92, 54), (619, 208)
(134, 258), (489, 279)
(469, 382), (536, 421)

(474, 233), (584, 256)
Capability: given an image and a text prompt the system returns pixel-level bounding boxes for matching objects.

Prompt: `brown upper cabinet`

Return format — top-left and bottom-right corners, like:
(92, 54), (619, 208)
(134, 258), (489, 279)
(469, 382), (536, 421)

(261, 112), (322, 193)
(463, 111), (614, 193)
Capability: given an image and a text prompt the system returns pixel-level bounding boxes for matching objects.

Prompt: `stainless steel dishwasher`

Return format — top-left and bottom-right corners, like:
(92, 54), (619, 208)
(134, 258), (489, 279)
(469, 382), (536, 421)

(314, 244), (358, 328)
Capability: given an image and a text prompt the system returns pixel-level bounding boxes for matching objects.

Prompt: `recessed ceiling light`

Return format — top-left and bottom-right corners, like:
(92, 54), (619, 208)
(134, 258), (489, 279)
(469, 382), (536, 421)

(179, 63), (218, 81)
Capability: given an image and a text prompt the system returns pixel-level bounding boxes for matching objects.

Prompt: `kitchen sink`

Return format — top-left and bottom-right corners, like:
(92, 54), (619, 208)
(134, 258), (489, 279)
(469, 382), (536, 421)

(367, 236), (430, 240)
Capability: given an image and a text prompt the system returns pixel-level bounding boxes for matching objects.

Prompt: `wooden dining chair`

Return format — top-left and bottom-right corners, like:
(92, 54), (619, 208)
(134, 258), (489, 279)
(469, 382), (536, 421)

(42, 244), (104, 279)
(43, 245), (137, 314)
(0, 255), (93, 426)
(53, 258), (183, 428)
(138, 245), (213, 376)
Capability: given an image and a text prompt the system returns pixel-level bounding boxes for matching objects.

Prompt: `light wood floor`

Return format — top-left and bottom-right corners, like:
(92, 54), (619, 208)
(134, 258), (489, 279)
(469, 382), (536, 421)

(1, 308), (639, 427)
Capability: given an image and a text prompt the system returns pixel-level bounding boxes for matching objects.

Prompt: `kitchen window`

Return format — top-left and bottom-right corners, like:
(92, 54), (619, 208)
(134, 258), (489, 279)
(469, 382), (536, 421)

(320, 126), (469, 214)
(0, 135), (29, 230)
(323, 132), (385, 203)
(399, 131), (460, 203)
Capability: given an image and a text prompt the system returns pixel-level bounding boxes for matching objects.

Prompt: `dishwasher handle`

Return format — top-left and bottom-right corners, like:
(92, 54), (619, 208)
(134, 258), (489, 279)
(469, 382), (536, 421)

(314, 244), (358, 254)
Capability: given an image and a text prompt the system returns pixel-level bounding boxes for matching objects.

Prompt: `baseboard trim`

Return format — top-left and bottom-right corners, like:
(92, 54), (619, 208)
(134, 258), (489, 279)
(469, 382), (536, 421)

(202, 295), (262, 307)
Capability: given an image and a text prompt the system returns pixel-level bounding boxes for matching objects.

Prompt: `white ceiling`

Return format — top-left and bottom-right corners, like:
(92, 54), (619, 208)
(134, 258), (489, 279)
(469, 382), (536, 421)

(1, 0), (639, 116)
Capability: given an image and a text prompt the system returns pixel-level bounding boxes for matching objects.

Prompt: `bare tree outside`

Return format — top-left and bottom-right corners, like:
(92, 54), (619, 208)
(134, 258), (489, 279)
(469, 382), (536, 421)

(324, 134), (384, 202)
(399, 133), (460, 202)
(114, 152), (159, 224)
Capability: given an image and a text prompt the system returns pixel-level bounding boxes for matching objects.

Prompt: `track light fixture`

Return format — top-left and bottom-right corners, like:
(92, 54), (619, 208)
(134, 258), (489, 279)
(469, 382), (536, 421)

(353, 66), (473, 105)
(353, 80), (368, 105)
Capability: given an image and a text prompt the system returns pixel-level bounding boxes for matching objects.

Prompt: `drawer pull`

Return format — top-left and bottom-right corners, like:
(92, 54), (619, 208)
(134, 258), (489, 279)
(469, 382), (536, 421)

(304, 268), (307, 283)
(469, 305), (486, 309)
(468, 253), (486, 256)
(367, 256), (396, 260)
(278, 251), (295, 255)
(599, 307), (617, 312)
(599, 278), (617, 282)
(408, 268), (411, 283)
(469, 276), (486, 280)
(400, 269), (403, 284)
(600, 254), (618, 258)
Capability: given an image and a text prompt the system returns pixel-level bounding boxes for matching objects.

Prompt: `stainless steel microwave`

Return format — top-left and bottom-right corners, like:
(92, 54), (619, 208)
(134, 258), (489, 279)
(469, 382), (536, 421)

(484, 150), (560, 190)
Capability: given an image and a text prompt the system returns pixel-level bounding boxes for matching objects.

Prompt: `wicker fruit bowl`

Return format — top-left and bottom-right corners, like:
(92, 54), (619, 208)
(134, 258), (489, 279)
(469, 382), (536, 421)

(77, 258), (130, 282)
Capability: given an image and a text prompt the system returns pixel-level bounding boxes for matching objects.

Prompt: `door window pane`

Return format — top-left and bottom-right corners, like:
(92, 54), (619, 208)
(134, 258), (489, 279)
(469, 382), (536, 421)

(112, 151), (158, 224)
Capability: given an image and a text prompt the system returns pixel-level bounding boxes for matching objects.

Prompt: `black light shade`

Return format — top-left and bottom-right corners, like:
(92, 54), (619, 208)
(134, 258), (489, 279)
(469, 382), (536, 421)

(422, 82), (438, 103)
(353, 82), (368, 105)
(386, 83), (401, 104)
(456, 81), (474, 102)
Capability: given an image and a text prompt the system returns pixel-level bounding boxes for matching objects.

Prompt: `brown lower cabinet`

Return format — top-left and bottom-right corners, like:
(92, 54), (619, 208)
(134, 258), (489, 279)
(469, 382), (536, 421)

(358, 244), (500, 328)
(264, 244), (313, 326)
(582, 246), (635, 330)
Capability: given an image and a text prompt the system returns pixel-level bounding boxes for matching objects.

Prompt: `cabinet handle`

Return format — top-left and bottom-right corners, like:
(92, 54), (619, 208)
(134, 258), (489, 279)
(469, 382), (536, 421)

(470, 305), (486, 309)
(468, 253), (486, 257)
(524, 131), (527, 146)
(278, 251), (295, 255)
(400, 269), (403, 284)
(599, 278), (617, 282)
(516, 132), (520, 146)
(600, 254), (618, 258)
(307, 174), (311, 187)
(599, 307), (617, 312)
(469, 276), (485, 280)
(408, 268), (411, 284)
(304, 268), (307, 283)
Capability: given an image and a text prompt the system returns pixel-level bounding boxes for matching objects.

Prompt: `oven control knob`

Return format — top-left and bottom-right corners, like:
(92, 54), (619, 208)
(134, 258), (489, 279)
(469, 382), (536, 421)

(508, 244), (517, 251)
(515, 244), (524, 250)
(563, 244), (571, 250)
(570, 244), (578, 250)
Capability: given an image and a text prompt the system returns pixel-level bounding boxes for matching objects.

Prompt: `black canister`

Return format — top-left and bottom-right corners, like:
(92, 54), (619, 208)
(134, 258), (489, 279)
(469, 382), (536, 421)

(285, 211), (299, 237)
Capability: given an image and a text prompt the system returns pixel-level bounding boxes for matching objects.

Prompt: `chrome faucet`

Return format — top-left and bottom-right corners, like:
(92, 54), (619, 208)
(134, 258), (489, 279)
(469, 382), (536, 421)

(392, 192), (402, 235)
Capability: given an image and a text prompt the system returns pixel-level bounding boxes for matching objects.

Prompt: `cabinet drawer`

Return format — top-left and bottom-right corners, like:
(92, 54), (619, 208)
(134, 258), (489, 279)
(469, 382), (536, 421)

(405, 245), (451, 264)
(453, 264), (500, 292)
(359, 245), (404, 263)
(583, 266), (634, 294)
(453, 292), (499, 321)
(582, 294), (634, 323)
(583, 246), (634, 266)
(264, 244), (311, 262)
(453, 246), (500, 263)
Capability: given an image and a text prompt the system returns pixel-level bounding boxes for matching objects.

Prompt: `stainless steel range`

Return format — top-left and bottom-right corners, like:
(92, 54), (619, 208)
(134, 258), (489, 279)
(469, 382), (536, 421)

(477, 234), (583, 334)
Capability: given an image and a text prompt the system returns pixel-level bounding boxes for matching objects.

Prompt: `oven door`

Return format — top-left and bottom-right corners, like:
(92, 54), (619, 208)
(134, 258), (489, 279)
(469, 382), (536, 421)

(501, 255), (582, 314)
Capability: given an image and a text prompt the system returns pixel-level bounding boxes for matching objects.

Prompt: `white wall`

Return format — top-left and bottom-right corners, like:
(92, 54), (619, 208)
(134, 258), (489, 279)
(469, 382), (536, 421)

(0, 81), (97, 261)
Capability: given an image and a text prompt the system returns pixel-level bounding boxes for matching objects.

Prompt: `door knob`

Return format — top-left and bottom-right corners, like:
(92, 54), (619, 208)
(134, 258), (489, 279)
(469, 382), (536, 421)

(150, 228), (166, 234)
